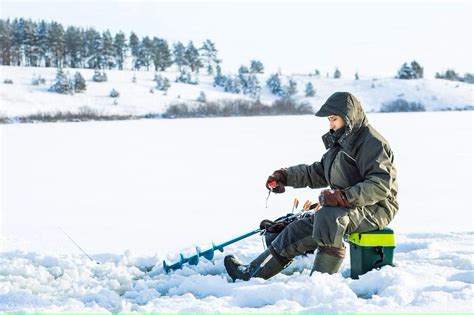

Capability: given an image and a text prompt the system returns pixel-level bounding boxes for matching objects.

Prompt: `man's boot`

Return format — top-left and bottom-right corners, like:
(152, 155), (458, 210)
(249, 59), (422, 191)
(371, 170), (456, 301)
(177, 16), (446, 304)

(310, 246), (345, 275)
(224, 248), (288, 282)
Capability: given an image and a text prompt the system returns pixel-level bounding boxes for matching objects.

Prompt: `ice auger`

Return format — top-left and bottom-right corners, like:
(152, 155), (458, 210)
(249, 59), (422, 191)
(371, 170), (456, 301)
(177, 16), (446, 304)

(162, 198), (320, 273)
(163, 228), (261, 273)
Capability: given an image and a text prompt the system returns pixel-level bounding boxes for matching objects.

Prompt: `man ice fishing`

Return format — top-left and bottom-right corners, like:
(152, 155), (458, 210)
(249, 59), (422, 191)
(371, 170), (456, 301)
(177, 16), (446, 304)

(225, 91), (399, 281)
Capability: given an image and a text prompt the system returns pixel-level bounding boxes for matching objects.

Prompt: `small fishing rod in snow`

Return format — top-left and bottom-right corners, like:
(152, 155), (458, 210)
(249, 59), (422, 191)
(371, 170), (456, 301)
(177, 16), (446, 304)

(59, 227), (100, 264)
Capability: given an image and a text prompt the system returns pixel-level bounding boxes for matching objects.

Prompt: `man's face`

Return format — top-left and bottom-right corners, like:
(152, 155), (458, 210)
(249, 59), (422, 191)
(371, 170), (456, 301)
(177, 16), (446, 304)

(328, 115), (345, 131)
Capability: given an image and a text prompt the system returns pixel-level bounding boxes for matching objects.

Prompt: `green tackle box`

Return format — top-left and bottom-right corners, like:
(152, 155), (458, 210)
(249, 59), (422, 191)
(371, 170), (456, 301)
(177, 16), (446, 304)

(346, 227), (395, 279)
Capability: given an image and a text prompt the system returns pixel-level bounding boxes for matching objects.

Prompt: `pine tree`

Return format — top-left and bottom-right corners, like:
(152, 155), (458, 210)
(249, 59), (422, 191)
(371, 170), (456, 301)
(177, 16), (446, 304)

(397, 62), (415, 79)
(238, 65), (249, 75)
(435, 69), (460, 81)
(49, 67), (73, 94)
(64, 26), (82, 68)
(102, 30), (115, 69)
(410, 60), (423, 79)
(88, 29), (102, 69)
(237, 65), (260, 97)
(129, 32), (140, 70)
(82, 28), (95, 68)
(93, 31), (103, 69)
(113, 32), (127, 70)
(266, 73), (283, 95)
(213, 65), (226, 87)
(238, 65), (249, 92)
(109, 88), (119, 97)
(463, 73), (474, 84)
(151, 37), (172, 71)
(155, 73), (171, 91)
(92, 69), (107, 82)
(250, 60), (264, 73)
(49, 21), (65, 67)
(200, 39), (220, 75)
(285, 79), (298, 96)
(22, 19), (35, 66)
(176, 67), (198, 84)
(244, 74), (261, 98)
(0, 20), (12, 65)
(445, 69), (459, 80)
(197, 91), (207, 102)
(223, 76), (233, 93)
(35, 20), (50, 67)
(173, 41), (186, 71)
(305, 82), (315, 97)
(10, 18), (24, 66)
(334, 68), (341, 79)
(73, 71), (86, 92)
(161, 77), (171, 91)
(224, 76), (241, 94)
(184, 41), (202, 72)
(136, 36), (153, 70)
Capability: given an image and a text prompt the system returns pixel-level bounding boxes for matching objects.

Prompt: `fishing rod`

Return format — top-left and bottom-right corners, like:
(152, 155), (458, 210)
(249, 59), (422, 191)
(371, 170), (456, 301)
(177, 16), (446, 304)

(59, 227), (100, 264)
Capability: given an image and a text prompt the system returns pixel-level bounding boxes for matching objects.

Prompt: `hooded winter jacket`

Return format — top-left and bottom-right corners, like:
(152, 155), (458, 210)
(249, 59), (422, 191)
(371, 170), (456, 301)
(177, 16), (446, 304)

(286, 92), (398, 229)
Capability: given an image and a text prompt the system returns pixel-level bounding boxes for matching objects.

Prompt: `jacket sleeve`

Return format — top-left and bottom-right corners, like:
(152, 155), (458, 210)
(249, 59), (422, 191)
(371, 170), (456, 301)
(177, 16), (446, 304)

(286, 153), (328, 189)
(344, 138), (396, 207)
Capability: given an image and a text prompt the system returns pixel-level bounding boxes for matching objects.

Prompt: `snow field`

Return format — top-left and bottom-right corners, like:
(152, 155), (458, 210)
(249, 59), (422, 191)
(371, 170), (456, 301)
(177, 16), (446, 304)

(1, 109), (472, 312)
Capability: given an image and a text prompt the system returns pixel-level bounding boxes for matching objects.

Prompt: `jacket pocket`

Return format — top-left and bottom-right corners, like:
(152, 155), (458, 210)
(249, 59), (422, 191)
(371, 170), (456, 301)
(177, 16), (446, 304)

(330, 151), (363, 189)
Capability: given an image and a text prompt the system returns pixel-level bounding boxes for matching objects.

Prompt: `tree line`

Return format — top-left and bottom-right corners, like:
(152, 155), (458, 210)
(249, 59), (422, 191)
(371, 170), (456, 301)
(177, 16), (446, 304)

(1, 17), (472, 86)
(0, 18), (221, 74)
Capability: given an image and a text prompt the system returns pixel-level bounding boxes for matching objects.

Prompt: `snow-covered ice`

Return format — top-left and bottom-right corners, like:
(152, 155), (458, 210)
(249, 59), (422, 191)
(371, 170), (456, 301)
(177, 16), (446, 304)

(0, 233), (472, 312)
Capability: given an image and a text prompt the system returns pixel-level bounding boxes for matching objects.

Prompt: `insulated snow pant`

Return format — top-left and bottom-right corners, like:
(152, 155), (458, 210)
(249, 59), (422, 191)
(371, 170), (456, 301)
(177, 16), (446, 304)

(270, 205), (381, 261)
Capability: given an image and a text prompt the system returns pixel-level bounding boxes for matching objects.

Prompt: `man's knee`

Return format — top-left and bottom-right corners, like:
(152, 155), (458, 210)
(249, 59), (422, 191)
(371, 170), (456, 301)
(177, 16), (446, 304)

(270, 218), (316, 259)
(312, 206), (350, 248)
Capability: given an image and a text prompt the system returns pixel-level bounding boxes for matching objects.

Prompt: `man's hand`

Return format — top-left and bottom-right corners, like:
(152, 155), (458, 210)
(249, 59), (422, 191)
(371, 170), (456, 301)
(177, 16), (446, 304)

(319, 189), (352, 208)
(266, 168), (288, 193)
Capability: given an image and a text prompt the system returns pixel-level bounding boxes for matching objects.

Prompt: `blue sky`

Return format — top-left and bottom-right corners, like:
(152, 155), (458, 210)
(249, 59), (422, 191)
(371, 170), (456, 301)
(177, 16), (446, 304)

(1, 0), (472, 77)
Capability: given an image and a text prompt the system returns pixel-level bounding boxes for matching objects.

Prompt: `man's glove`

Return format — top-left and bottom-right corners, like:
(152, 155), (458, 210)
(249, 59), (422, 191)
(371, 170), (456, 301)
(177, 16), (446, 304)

(319, 189), (352, 208)
(259, 219), (288, 233)
(266, 168), (288, 193)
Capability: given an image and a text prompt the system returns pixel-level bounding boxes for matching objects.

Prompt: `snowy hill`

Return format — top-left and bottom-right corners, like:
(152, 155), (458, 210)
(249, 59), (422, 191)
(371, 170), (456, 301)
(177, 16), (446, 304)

(0, 66), (472, 120)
